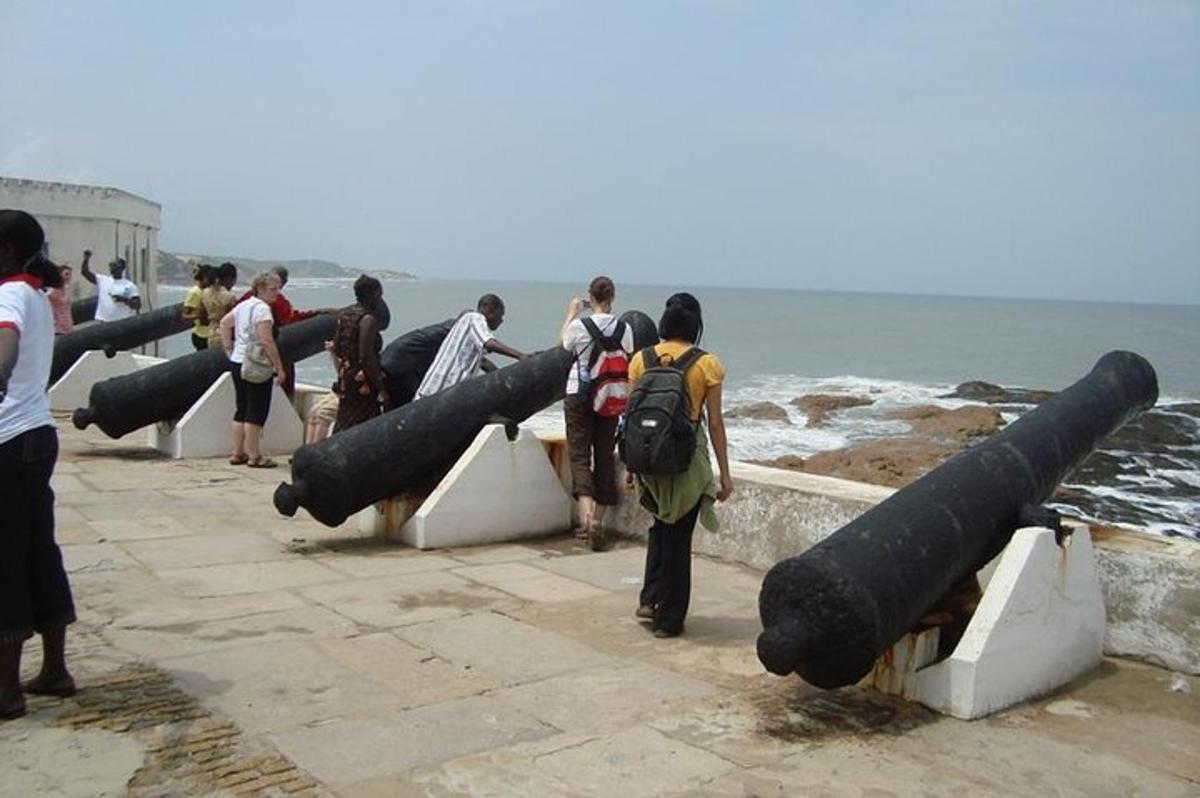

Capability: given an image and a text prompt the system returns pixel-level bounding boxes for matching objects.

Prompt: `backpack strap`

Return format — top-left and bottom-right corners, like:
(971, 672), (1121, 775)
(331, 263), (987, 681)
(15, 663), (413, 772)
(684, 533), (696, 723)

(670, 346), (707, 375)
(582, 317), (625, 371)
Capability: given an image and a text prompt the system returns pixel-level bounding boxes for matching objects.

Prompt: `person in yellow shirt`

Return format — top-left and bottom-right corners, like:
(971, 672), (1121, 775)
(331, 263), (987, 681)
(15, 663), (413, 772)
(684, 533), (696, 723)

(201, 263), (238, 349)
(626, 293), (733, 638)
(181, 264), (214, 350)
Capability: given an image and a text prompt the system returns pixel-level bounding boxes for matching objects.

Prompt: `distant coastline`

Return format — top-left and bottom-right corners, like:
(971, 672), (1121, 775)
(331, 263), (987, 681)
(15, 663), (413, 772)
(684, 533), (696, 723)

(157, 249), (417, 285)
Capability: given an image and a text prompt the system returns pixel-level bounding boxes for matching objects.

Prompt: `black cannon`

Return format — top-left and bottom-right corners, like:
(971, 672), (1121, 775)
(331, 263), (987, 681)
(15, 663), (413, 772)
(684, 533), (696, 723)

(72, 312), (337, 438)
(51, 303), (190, 385)
(756, 351), (1158, 689)
(618, 310), (658, 352)
(274, 309), (660, 526)
(70, 296), (98, 325)
(381, 317), (455, 408)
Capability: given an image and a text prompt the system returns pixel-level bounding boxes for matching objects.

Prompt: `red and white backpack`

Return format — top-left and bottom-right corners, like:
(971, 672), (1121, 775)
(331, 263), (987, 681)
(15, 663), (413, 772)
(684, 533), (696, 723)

(581, 317), (630, 418)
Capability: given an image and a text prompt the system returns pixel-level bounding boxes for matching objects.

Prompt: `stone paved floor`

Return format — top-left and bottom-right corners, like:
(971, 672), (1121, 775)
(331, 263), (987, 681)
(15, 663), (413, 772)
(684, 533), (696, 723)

(2, 421), (1197, 797)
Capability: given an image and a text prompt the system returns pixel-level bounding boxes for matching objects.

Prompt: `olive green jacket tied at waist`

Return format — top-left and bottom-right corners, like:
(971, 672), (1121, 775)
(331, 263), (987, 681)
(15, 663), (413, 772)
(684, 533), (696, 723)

(635, 425), (720, 532)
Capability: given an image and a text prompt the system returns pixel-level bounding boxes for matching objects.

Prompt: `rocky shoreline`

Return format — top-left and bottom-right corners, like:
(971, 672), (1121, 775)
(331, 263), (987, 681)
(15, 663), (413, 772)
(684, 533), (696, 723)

(740, 381), (1200, 540)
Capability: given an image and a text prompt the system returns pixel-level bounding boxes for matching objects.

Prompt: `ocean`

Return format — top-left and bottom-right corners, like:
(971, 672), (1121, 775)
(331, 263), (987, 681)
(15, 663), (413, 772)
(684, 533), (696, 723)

(157, 278), (1200, 540)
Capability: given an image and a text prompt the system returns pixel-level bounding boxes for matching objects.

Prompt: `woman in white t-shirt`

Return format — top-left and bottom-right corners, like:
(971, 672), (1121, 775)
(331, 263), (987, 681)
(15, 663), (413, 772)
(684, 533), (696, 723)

(559, 276), (634, 551)
(0, 210), (78, 720)
(219, 272), (285, 468)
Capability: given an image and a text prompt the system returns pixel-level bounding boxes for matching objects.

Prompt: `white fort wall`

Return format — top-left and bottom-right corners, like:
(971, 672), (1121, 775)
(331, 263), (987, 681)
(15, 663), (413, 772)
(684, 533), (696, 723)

(0, 177), (161, 306)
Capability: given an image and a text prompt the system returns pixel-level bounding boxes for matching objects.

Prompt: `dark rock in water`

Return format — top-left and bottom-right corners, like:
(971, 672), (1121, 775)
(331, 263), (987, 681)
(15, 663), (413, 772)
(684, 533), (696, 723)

(1099, 407), (1200, 452)
(943, 380), (1055, 405)
(728, 401), (791, 423)
(790, 394), (873, 427)
(1167, 402), (1200, 419)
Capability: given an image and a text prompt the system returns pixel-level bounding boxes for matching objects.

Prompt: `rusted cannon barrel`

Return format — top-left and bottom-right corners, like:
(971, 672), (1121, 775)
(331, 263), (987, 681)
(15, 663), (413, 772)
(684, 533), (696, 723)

(275, 309), (659, 526)
(70, 296), (98, 325)
(72, 312), (337, 438)
(756, 351), (1158, 689)
(51, 303), (190, 385)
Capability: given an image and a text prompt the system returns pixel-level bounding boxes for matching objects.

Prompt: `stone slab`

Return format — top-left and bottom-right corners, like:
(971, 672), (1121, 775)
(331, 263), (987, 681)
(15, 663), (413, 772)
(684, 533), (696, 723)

(314, 552), (460, 579)
(86, 515), (195, 542)
(120, 532), (290, 571)
(106, 604), (361, 659)
(310, 632), (499, 709)
(532, 725), (737, 797)
(780, 720), (1193, 798)
(61, 543), (140, 574)
(444, 544), (548, 566)
(396, 733), (601, 798)
(490, 663), (715, 733)
(299, 570), (512, 629)
(0, 726), (146, 798)
(395, 612), (616, 686)
(156, 559), (343, 597)
(452, 561), (610, 603)
(49, 473), (89, 493)
(163, 638), (408, 735)
(534, 546), (650, 592)
(270, 695), (556, 786)
(114, 589), (306, 630)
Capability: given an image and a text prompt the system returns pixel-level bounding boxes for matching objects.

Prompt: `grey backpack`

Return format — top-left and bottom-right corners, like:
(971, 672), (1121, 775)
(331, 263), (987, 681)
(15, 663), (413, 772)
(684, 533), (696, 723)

(618, 347), (705, 475)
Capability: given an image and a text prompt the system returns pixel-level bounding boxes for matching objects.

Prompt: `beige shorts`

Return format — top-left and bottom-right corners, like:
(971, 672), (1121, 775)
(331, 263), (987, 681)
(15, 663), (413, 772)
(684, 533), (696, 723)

(308, 392), (339, 425)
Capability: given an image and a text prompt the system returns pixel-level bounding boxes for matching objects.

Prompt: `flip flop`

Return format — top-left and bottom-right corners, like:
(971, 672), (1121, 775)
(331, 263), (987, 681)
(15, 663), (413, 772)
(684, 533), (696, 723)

(229, 454), (249, 465)
(247, 457), (278, 469)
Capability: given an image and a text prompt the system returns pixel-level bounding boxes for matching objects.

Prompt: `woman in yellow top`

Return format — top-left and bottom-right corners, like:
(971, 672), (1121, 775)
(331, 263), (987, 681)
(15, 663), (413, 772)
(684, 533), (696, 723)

(181, 264), (214, 350)
(626, 293), (733, 638)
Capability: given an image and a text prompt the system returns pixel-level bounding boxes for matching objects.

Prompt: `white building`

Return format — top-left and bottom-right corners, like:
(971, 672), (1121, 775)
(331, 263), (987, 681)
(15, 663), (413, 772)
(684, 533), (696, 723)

(0, 177), (161, 305)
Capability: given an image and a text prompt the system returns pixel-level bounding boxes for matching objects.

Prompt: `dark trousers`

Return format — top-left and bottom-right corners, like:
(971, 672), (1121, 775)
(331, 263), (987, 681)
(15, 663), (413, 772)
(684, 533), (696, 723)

(0, 426), (75, 644)
(639, 502), (701, 634)
(563, 394), (619, 505)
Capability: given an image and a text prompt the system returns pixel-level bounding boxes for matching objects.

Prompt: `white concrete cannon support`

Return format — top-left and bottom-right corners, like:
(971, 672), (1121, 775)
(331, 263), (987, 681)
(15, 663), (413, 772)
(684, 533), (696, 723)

(864, 524), (1106, 720)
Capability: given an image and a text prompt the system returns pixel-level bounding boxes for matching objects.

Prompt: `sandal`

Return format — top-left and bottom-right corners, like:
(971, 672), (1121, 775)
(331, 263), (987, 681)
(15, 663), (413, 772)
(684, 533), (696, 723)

(229, 454), (249, 465)
(247, 457), (278, 469)
(23, 673), (76, 698)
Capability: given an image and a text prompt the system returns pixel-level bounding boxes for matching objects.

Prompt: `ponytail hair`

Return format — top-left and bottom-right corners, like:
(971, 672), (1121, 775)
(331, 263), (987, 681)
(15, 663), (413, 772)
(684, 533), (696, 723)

(0, 210), (63, 288)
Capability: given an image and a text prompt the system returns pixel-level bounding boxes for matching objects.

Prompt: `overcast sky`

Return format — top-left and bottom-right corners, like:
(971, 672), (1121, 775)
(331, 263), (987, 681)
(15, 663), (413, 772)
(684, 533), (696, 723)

(2, 2), (1197, 304)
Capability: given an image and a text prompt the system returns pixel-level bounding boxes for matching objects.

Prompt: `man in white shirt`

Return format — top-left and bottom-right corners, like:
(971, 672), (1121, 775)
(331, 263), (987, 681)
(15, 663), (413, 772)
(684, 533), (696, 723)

(413, 294), (527, 400)
(80, 250), (141, 322)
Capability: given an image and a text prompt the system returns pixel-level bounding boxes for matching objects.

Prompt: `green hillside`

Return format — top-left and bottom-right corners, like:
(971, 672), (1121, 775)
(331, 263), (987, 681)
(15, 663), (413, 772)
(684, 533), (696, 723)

(158, 250), (416, 283)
